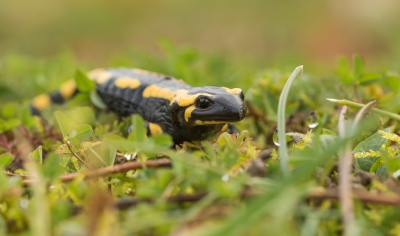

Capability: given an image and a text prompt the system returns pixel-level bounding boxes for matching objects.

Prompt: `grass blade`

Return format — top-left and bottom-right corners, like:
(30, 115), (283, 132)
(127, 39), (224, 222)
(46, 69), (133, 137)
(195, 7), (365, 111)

(277, 65), (303, 177)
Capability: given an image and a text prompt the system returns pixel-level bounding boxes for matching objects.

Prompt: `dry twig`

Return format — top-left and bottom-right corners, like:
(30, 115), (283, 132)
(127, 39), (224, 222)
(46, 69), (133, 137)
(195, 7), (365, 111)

(66, 141), (91, 169)
(70, 188), (400, 214)
(338, 105), (356, 236)
(22, 159), (172, 185)
(337, 101), (376, 236)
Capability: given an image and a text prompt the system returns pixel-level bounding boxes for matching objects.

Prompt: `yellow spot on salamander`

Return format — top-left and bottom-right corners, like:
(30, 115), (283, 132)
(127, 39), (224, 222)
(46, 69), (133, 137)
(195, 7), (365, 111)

(132, 68), (158, 75)
(223, 87), (242, 95)
(142, 85), (213, 107)
(174, 93), (212, 107)
(114, 77), (141, 89)
(59, 80), (76, 99)
(87, 69), (112, 84)
(184, 105), (196, 122)
(195, 120), (227, 125)
(142, 85), (185, 101)
(32, 94), (51, 111)
(132, 68), (176, 80)
(149, 123), (163, 135)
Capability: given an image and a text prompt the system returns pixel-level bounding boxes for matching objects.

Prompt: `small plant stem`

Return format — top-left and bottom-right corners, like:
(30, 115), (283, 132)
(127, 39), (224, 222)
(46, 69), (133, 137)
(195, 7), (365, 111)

(327, 98), (400, 121)
(4, 172), (31, 179)
(72, 189), (400, 214)
(352, 100), (376, 127)
(338, 106), (348, 137)
(277, 65), (303, 177)
(22, 159), (171, 185)
(66, 141), (91, 170)
(337, 105), (357, 236)
(337, 101), (375, 236)
(15, 131), (51, 236)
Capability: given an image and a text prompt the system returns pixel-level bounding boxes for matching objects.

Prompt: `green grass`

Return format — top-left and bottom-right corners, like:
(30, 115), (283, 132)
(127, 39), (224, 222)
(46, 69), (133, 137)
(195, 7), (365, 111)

(1, 47), (400, 235)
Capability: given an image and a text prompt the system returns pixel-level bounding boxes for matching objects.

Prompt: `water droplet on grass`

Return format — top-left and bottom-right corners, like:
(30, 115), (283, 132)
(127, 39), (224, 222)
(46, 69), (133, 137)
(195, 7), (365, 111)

(308, 110), (319, 128)
(273, 129), (280, 146)
(221, 174), (229, 182)
(19, 199), (29, 209)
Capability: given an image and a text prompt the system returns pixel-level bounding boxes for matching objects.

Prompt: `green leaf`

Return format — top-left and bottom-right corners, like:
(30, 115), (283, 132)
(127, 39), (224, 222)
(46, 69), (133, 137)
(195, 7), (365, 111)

(385, 158), (400, 178)
(322, 128), (337, 136)
(356, 157), (380, 173)
(75, 69), (95, 92)
(217, 132), (234, 148)
(54, 111), (73, 138)
(358, 73), (381, 86)
(103, 133), (138, 153)
(390, 94), (400, 113)
(87, 147), (108, 167)
(0, 118), (21, 133)
(0, 153), (15, 168)
(66, 124), (93, 142)
(0, 170), (7, 193)
(101, 142), (117, 166)
(353, 128), (390, 171)
(104, 133), (170, 156)
(1, 103), (16, 119)
(42, 153), (64, 182)
(66, 107), (96, 126)
(386, 75), (400, 94)
(90, 91), (107, 109)
(19, 105), (36, 128)
(376, 164), (389, 179)
(128, 115), (146, 142)
(148, 134), (172, 147)
(68, 93), (92, 107)
(370, 157), (382, 173)
(29, 146), (43, 165)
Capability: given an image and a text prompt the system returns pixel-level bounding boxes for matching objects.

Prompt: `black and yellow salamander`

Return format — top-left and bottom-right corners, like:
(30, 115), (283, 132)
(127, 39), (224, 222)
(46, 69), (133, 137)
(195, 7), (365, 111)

(31, 68), (247, 144)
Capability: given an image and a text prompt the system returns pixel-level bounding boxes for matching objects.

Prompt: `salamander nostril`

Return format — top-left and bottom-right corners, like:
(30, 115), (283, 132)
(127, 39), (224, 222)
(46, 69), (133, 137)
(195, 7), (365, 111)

(238, 105), (246, 119)
(223, 107), (228, 111)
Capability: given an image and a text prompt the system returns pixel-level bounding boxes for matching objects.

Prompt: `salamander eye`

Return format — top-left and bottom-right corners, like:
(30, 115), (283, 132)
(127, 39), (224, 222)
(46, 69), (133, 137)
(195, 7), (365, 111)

(196, 97), (213, 109)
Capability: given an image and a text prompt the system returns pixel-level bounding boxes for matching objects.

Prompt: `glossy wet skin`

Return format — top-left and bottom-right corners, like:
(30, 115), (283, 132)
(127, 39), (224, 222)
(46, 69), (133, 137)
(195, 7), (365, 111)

(31, 68), (247, 143)
(169, 86), (247, 141)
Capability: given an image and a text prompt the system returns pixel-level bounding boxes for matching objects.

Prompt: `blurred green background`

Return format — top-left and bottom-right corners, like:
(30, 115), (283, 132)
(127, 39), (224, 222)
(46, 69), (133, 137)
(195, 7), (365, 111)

(1, 0), (400, 71)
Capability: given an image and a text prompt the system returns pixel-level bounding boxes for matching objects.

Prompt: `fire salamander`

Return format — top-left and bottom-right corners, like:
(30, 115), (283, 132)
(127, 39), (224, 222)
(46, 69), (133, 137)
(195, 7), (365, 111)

(31, 68), (247, 144)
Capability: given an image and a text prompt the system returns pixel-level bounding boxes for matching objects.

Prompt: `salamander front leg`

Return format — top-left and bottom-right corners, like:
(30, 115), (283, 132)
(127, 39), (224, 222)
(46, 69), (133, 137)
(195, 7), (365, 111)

(221, 123), (240, 134)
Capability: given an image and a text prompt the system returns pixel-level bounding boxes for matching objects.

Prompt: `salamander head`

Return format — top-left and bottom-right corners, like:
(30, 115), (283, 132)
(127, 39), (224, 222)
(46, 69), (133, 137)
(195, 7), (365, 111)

(169, 86), (246, 141)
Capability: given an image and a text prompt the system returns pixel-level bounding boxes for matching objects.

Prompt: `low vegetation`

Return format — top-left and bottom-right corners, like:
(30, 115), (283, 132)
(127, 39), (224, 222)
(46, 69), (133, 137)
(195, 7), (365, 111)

(1, 47), (400, 235)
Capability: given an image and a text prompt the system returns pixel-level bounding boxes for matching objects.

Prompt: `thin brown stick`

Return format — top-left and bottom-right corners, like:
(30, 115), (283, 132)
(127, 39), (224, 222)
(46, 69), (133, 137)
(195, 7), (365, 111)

(113, 189), (400, 210)
(307, 190), (400, 205)
(66, 141), (91, 169)
(4, 172), (32, 179)
(338, 106), (348, 138)
(337, 101), (376, 236)
(70, 188), (400, 215)
(353, 100), (376, 126)
(338, 105), (356, 236)
(22, 159), (172, 185)
(117, 193), (208, 209)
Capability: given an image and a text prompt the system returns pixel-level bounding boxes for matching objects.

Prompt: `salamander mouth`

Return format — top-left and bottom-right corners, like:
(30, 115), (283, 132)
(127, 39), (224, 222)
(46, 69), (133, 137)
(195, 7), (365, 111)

(189, 105), (247, 126)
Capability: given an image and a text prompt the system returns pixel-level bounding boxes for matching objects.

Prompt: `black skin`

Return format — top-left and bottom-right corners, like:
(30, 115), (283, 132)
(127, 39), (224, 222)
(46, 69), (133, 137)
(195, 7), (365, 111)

(31, 68), (247, 144)
(168, 87), (247, 143)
